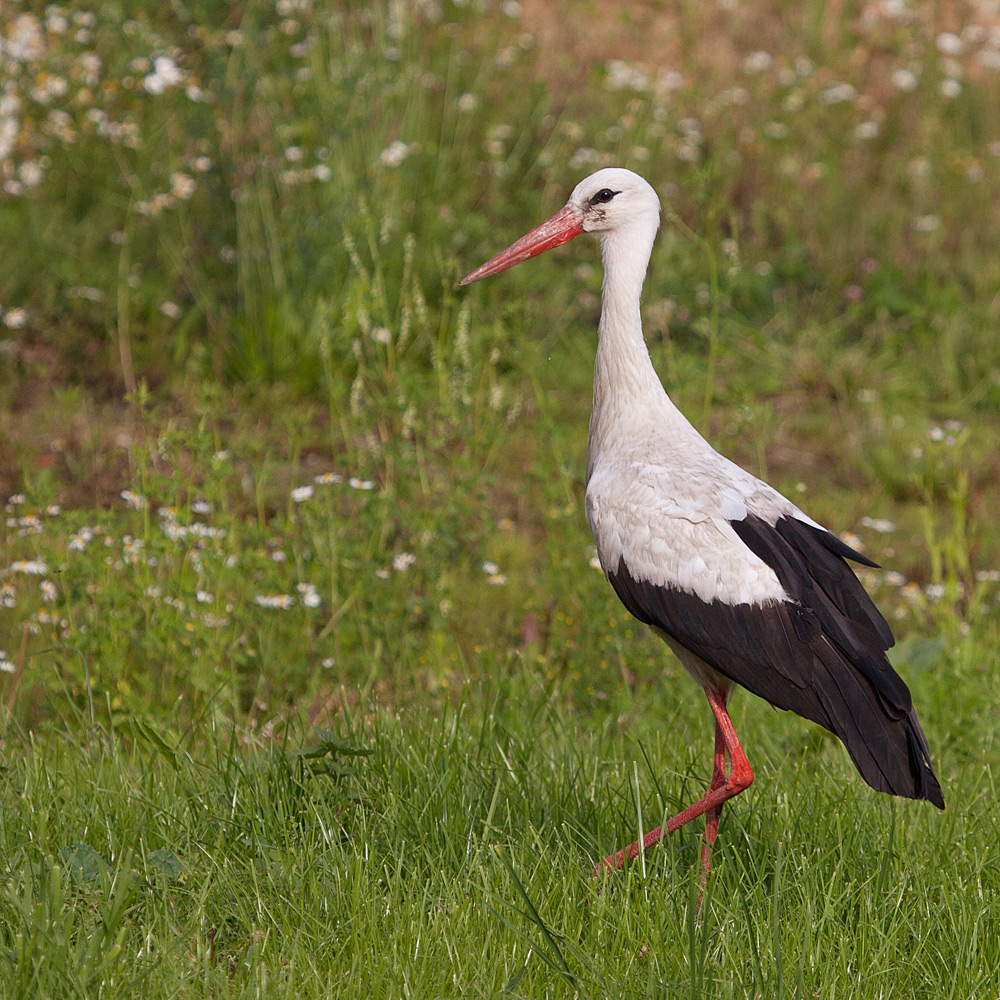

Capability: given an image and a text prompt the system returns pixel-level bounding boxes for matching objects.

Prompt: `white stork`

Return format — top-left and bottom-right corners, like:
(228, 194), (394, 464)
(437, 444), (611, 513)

(461, 167), (944, 877)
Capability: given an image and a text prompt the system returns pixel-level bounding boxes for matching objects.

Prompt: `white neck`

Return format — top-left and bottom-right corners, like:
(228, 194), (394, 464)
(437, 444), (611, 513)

(586, 225), (705, 481)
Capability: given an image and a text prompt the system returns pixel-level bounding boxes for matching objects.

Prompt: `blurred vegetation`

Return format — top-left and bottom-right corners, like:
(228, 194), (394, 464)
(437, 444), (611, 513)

(1, 0), (999, 995)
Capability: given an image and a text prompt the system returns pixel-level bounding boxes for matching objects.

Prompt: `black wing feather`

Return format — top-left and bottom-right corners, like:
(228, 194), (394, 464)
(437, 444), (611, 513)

(607, 512), (944, 809)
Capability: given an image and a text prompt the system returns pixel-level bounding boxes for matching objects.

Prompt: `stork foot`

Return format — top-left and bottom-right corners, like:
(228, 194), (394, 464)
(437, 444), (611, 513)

(594, 686), (753, 878)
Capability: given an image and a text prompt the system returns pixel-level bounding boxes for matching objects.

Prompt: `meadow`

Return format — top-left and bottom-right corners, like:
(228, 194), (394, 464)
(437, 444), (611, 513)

(1, 0), (1000, 995)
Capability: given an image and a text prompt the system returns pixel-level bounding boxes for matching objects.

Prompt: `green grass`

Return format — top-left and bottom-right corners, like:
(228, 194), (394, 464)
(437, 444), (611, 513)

(2, 0), (1000, 995)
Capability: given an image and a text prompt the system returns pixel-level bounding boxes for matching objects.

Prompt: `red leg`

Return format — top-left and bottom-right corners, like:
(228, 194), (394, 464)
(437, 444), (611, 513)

(594, 685), (754, 876)
(700, 717), (728, 878)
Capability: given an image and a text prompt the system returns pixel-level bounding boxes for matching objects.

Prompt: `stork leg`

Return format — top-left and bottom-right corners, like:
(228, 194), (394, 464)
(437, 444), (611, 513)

(594, 684), (754, 876)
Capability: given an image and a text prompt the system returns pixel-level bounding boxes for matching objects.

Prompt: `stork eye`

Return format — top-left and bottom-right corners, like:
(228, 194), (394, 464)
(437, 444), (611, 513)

(590, 188), (618, 205)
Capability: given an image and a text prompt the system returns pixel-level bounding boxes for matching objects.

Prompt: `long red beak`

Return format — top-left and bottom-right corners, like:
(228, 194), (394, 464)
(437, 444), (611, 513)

(460, 204), (585, 285)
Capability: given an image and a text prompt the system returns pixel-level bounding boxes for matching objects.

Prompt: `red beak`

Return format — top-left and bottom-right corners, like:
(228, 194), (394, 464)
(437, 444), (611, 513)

(460, 204), (585, 285)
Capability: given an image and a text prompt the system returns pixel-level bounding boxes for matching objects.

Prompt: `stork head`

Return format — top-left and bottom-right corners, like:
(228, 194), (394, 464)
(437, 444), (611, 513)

(460, 167), (661, 285)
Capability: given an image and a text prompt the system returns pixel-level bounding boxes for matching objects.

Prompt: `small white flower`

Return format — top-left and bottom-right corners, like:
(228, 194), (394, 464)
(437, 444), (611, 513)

(457, 93), (478, 112)
(939, 78), (961, 99)
(170, 172), (195, 199)
(312, 163), (332, 182)
(936, 32), (963, 56)
(143, 55), (185, 95)
(254, 594), (295, 609)
(121, 489), (147, 509)
(7, 495), (26, 505)
(891, 68), (919, 92)
(45, 504), (61, 517)
(487, 573), (507, 586)
(925, 583), (945, 600)
(159, 300), (182, 319)
(744, 50), (772, 73)
(9, 559), (48, 575)
(40, 580), (57, 602)
(348, 477), (375, 490)
(297, 583), (321, 607)
(393, 552), (416, 572)
(370, 326), (392, 345)
(0, 656), (15, 673)
(482, 561), (500, 575)
(291, 485), (314, 503)
(860, 517), (897, 533)
(380, 140), (409, 167)
(314, 472), (343, 485)
(3, 308), (27, 330)
(375, 568), (391, 579)
(196, 590), (214, 603)
(191, 499), (212, 514)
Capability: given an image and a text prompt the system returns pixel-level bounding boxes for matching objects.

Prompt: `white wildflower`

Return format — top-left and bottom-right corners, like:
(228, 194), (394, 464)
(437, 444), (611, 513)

(380, 140), (409, 167)
(196, 590), (213, 603)
(939, 78), (961, 98)
(744, 50), (772, 73)
(254, 594), (295, 609)
(936, 32), (963, 56)
(393, 552), (416, 572)
(40, 580), (57, 602)
(143, 55), (185, 94)
(860, 517), (897, 533)
(3, 308), (27, 330)
(291, 485), (314, 503)
(8, 559), (49, 575)
(0, 653), (15, 673)
(159, 300), (182, 319)
(297, 583), (321, 607)
(348, 477), (375, 490)
(891, 68), (919, 92)
(314, 472), (343, 485)
(191, 499), (212, 515)
(170, 172), (195, 199)
(482, 561), (500, 575)
(820, 82), (856, 104)
(121, 489), (147, 509)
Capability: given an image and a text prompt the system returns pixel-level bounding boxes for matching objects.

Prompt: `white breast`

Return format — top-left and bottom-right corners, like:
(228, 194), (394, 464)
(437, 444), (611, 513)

(586, 460), (790, 606)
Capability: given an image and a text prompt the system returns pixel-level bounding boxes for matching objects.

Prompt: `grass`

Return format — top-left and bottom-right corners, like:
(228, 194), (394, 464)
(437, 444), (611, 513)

(2, 0), (1000, 995)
